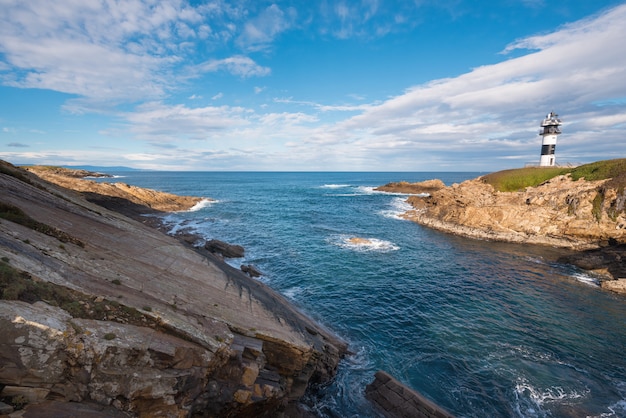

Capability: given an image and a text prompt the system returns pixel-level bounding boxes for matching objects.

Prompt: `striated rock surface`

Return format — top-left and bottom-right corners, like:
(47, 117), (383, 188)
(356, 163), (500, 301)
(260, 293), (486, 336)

(0, 161), (347, 417)
(366, 371), (455, 418)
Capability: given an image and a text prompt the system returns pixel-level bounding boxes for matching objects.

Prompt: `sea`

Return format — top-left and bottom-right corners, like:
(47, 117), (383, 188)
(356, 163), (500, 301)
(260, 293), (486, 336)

(96, 171), (626, 418)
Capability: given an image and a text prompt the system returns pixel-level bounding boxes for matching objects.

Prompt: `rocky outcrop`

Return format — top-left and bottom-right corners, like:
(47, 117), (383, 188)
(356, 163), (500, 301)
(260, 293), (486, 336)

(395, 175), (625, 250)
(557, 244), (626, 293)
(0, 161), (347, 417)
(205, 239), (245, 259)
(366, 371), (455, 418)
(25, 165), (204, 216)
(241, 264), (263, 278)
(379, 172), (626, 289)
(375, 179), (446, 195)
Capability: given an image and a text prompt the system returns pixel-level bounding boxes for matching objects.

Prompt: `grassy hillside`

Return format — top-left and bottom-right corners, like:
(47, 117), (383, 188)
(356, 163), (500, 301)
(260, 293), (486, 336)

(482, 159), (626, 192)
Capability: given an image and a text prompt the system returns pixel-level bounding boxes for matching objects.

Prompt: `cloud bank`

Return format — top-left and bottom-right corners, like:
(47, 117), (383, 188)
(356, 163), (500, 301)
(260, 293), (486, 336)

(0, 1), (625, 170)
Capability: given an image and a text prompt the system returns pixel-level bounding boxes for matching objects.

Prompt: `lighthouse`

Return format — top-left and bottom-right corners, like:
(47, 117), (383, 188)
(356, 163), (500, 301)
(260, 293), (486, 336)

(538, 111), (562, 167)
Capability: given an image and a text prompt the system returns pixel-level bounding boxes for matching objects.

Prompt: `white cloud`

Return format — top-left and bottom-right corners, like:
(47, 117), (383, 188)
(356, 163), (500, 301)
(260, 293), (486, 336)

(196, 55), (271, 78)
(237, 4), (296, 51)
(0, 0), (266, 104)
(124, 102), (252, 141)
(316, 3), (626, 167)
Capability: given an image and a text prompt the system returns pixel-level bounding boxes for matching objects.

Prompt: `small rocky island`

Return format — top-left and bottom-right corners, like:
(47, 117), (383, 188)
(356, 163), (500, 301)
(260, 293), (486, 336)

(377, 159), (626, 294)
(0, 161), (348, 417)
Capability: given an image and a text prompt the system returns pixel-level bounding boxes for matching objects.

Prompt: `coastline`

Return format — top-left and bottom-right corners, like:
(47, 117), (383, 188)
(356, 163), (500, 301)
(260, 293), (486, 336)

(0, 162), (348, 417)
(376, 175), (626, 294)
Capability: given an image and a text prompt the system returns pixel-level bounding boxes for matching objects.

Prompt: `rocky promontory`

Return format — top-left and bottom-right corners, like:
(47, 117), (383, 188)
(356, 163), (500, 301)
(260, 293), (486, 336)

(376, 162), (626, 293)
(0, 161), (347, 417)
(24, 165), (204, 217)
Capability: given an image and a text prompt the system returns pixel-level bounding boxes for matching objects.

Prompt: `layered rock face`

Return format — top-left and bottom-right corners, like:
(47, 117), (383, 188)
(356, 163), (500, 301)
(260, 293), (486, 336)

(0, 161), (346, 417)
(389, 175), (625, 250)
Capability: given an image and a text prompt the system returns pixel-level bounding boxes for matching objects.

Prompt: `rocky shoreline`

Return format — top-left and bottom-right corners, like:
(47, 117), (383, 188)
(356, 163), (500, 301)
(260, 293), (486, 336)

(376, 174), (626, 295)
(0, 162), (348, 417)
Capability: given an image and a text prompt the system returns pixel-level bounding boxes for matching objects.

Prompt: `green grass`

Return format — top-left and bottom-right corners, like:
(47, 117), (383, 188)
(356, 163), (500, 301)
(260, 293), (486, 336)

(569, 158), (626, 181)
(482, 159), (626, 192)
(0, 201), (84, 247)
(482, 167), (570, 192)
(0, 259), (146, 324)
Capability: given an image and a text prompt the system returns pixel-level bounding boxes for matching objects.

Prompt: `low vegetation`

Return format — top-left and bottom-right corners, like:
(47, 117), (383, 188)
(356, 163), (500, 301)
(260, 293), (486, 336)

(0, 258), (148, 325)
(482, 158), (626, 192)
(0, 161), (35, 186)
(0, 201), (85, 247)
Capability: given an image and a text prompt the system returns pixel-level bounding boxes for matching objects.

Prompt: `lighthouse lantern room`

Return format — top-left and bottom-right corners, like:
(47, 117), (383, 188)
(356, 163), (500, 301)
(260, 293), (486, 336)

(538, 111), (562, 167)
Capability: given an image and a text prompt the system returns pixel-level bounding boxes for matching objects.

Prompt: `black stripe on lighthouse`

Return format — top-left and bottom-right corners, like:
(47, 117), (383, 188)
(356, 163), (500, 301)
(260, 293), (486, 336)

(541, 144), (555, 156)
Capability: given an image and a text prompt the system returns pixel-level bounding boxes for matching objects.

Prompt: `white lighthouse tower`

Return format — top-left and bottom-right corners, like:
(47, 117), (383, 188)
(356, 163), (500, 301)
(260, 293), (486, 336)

(538, 111), (562, 167)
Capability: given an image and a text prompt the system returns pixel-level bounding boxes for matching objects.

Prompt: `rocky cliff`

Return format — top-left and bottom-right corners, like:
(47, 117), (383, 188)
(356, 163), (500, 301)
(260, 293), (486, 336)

(377, 169), (626, 293)
(0, 161), (347, 417)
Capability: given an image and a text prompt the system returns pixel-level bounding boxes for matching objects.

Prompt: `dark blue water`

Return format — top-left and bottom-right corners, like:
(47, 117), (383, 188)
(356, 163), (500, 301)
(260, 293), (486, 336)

(99, 171), (626, 418)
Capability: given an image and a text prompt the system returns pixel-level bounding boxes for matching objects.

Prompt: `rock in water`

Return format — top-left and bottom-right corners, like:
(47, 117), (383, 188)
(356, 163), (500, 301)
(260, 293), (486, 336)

(205, 239), (245, 258)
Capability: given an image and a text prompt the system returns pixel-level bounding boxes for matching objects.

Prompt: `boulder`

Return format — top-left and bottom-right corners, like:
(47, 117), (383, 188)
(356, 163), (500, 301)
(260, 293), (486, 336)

(205, 239), (245, 258)
(241, 264), (263, 278)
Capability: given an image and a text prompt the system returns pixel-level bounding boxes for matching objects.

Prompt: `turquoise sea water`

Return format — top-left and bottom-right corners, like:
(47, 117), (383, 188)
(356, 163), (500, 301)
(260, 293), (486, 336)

(99, 171), (626, 418)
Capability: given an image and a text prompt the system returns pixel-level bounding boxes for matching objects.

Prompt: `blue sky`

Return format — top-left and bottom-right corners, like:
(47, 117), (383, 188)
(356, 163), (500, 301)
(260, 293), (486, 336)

(1, 1), (626, 171)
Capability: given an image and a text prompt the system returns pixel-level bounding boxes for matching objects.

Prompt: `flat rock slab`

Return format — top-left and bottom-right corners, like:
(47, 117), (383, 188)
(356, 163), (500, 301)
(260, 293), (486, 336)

(366, 370), (455, 418)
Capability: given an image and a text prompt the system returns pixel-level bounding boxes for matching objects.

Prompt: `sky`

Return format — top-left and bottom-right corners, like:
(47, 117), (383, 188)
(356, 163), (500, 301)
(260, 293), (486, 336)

(1, 0), (626, 171)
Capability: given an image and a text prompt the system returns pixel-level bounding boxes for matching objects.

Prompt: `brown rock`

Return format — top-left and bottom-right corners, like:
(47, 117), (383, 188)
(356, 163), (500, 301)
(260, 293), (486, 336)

(375, 179), (445, 194)
(401, 175), (625, 250)
(601, 279), (626, 294)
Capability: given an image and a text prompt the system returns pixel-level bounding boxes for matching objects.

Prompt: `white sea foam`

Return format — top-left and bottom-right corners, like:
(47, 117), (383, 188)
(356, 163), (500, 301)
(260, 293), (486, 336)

(515, 378), (588, 407)
(187, 198), (216, 212)
(283, 286), (304, 301)
(570, 272), (600, 286)
(328, 186), (383, 196)
(379, 197), (413, 220)
(331, 235), (399, 252)
(320, 184), (350, 189)
(603, 399), (626, 417)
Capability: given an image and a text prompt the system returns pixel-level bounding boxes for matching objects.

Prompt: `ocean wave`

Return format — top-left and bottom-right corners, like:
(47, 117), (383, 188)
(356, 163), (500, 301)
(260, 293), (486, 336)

(319, 184), (351, 189)
(283, 286), (305, 301)
(570, 272), (600, 287)
(379, 197), (413, 220)
(514, 377), (589, 411)
(325, 186), (384, 196)
(603, 399), (626, 418)
(187, 198), (216, 212)
(330, 235), (399, 252)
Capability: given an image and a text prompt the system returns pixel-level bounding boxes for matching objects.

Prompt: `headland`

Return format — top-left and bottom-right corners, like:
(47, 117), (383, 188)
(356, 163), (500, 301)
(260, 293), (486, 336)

(376, 159), (626, 294)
